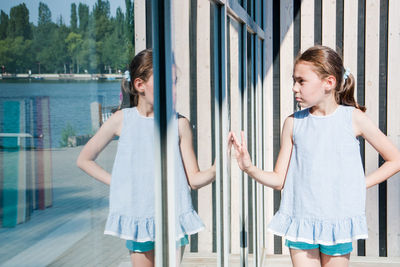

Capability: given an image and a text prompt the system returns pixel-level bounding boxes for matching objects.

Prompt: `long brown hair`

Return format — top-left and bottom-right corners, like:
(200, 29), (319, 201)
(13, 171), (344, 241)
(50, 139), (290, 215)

(122, 49), (153, 107)
(295, 45), (366, 112)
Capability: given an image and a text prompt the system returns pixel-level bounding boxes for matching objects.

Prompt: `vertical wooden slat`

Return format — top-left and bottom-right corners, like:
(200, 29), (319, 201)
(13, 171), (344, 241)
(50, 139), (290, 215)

(189, 0), (199, 252)
(174, 0), (197, 253)
(272, 0), (281, 255)
(314, 0), (322, 45)
(322, 0), (336, 49)
(336, 0), (344, 55)
(134, 0), (146, 54)
(343, 0), (359, 255)
(356, 0), (366, 256)
(247, 33), (254, 256)
(364, 0), (380, 257)
(250, 33), (256, 265)
(293, 0), (301, 60)
(301, 0), (315, 51)
(221, 5), (230, 264)
(255, 37), (263, 267)
(343, 0), (358, 102)
(210, 1), (217, 254)
(241, 23), (250, 266)
(280, 0), (294, 125)
(387, 0), (400, 257)
(264, 0), (275, 256)
(378, 0), (388, 257)
(229, 17), (241, 255)
(197, 0), (213, 253)
(174, 0), (190, 118)
(280, 0), (294, 255)
(212, 4), (229, 265)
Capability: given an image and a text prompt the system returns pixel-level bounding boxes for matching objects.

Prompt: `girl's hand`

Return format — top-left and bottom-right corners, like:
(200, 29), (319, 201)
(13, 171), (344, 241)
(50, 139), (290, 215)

(227, 116), (293, 190)
(353, 109), (400, 188)
(228, 131), (253, 172)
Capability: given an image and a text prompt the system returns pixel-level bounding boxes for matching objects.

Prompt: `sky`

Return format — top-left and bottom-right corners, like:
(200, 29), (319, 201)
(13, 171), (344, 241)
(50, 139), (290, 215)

(1, 0), (127, 25)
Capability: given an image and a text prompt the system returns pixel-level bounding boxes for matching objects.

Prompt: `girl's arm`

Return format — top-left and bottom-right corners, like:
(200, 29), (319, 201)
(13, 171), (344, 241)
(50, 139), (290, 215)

(178, 117), (216, 190)
(76, 110), (123, 185)
(353, 109), (400, 188)
(229, 115), (294, 190)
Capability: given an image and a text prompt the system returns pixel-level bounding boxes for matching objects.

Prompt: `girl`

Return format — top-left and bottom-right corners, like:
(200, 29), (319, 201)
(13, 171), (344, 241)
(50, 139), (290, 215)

(77, 49), (216, 267)
(229, 45), (400, 267)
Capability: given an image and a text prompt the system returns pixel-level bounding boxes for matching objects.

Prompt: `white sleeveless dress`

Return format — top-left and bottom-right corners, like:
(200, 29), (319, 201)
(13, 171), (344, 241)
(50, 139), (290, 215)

(268, 105), (368, 245)
(104, 107), (204, 241)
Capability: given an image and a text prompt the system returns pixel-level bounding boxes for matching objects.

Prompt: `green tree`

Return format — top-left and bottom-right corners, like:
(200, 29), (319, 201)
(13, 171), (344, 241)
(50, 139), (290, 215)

(0, 11), (9, 39)
(11, 37), (33, 72)
(1, 1), (134, 74)
(34, 2), (55, 73)
(70, 3), (77, 32)
(38, 2), (51, 26)
(89, 0), (114, 72)
(92, 0), (112, 41)
(34, 18), (70, 74)
(7, 3), (31, 39)
(48, 23), (70, 73)
(125, 0), (134, 44)
(78, 3), (89, 34)
(0, 37), (33, 73)
(66, 32), (83, 73)
(115, 7), (125, 38)
(78, 37), (96, 73)
(0, 38), (13, 71)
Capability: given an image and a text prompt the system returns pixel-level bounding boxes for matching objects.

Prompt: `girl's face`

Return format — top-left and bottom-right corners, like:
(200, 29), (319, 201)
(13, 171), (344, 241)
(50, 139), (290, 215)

(292, 62), (334, 108)
(135, 74), (154, 105)
(144, 75), (154, 105)
(136, 68), (177, 109)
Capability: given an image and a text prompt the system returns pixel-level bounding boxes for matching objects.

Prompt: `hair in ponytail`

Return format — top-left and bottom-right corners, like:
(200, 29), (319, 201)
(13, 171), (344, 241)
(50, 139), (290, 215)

(125, 49), (153, 107)
(295, 45), (366, 112)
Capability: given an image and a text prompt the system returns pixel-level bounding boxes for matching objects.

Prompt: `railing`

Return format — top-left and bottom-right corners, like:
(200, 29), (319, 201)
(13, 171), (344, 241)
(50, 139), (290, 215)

(0, 133), (34, 147)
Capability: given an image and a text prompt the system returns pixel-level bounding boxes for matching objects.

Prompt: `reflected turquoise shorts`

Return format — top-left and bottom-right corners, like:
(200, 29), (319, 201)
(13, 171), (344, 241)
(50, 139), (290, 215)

(285, 240), (352, 256)
(126, 235), (189, 253)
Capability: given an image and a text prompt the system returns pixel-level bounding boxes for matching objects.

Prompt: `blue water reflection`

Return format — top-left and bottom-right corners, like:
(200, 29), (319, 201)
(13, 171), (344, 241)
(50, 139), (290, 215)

(0, 80), (120, 148)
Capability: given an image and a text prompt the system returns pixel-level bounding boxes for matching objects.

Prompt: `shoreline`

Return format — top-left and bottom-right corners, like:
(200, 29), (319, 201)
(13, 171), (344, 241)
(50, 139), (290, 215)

(0, 73), (123, 81)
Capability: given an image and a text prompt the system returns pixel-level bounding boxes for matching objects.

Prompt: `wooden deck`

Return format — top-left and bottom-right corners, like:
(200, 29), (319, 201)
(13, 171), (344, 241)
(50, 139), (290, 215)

(115, 252), (400, 267)
(180, 253), (400, 267)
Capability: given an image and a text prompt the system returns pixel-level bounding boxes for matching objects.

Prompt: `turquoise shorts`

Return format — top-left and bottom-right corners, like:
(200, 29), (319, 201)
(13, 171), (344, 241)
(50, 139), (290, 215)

(285, 240), (352, 256)
(126, 235), (189, 253)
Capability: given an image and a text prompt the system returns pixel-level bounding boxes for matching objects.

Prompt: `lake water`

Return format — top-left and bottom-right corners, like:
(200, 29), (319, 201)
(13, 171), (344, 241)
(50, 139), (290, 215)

(0, 80), (120, 148)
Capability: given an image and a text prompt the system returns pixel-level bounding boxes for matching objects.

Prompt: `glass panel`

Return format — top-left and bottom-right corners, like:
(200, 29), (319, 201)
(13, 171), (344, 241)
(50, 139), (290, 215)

(0, 1), (133, 265)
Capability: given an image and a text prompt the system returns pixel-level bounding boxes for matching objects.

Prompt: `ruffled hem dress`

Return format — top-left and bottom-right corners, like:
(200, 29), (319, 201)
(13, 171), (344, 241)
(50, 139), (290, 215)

(104, 107), (204, 242)
(268, 105), (368, 245)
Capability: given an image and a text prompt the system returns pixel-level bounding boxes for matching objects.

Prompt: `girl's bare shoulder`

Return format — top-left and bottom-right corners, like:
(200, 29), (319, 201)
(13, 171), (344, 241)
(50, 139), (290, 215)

(102, 109), (124, 136)
(352, 108), (370, 137)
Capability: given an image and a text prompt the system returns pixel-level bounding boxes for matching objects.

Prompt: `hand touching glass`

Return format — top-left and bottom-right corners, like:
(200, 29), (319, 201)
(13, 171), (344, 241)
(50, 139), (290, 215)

(228, 131), (253, 172)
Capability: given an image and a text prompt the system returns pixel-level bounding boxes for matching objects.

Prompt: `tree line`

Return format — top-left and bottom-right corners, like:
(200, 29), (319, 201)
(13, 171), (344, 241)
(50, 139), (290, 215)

(0, 0), (134, 74)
